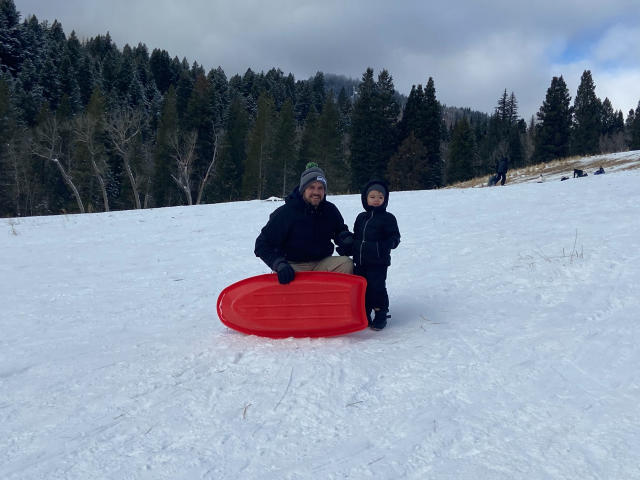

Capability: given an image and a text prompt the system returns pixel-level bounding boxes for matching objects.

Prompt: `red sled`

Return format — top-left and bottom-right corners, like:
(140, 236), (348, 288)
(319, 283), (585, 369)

(217, 271), (368, 338)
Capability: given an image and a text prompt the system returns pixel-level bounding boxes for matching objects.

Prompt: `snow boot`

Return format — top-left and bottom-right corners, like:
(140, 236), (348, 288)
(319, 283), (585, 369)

(370, 309), (389, 331)
(365, 304), (373, 327)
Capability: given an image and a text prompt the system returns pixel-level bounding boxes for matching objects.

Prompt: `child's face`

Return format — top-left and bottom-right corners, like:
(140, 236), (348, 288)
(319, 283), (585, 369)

(367, 190), (385, 207)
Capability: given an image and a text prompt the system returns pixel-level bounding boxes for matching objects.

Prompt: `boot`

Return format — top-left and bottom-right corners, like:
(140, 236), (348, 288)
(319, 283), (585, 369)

(370, 309), (389, 331)
(365, 304), (373, 327)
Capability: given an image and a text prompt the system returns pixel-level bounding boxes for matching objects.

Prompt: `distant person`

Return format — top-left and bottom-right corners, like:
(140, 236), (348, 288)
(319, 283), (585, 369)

(254, 162), (354, 284)
(573, 168), (588, 178)
(594, 166), (605, 175)
(350, 180), (401, 331)
(495, 155), (509, 186)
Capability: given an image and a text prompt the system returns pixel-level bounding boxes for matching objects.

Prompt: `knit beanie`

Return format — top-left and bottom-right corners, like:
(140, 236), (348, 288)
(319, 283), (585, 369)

(366, 183), (386, 196)
(299, 162), (327, 192)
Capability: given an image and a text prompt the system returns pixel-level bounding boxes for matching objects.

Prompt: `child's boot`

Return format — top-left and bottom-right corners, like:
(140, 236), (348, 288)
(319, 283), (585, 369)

(370, 309), (389, 331)
(365, 303), (373, 327)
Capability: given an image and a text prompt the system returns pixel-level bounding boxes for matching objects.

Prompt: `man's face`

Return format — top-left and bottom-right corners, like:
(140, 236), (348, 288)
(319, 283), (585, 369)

(303, 181), (325, 206)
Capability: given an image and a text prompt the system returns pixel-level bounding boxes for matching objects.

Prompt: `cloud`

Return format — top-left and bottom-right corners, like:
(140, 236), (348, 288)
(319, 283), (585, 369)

(592, 24), (640, 66)
(14, 0), (640, 120)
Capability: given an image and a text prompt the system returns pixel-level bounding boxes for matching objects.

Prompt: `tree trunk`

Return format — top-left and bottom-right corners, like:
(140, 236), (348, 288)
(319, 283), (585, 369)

(196, 125), (219, 205)
(52, 158), (85, 213)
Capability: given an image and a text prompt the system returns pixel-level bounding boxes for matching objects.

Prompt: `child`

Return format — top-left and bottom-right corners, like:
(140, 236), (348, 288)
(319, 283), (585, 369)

(352, 180), (401, 330)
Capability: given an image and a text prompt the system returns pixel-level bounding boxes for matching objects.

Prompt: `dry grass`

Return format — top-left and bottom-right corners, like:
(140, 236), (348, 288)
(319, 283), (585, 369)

(447, 151), (640, 189)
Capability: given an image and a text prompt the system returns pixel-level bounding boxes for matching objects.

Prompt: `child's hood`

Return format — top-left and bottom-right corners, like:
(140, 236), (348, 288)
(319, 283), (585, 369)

(361, 179), (390, 211)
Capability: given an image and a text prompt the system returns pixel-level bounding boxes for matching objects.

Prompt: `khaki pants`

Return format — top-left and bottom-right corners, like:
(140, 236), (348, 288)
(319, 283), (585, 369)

(289, 256), (354, 274)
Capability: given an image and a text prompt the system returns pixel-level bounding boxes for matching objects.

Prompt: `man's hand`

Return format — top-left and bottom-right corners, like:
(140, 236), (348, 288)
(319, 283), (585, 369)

(336, 231), (354, 256)
(273, 259), (295, 284)
(337, 231), (354, 248)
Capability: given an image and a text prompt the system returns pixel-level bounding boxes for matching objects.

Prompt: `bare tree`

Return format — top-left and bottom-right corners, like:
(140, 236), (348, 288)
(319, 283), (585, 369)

(32, 116), (85, 214)
(106, 109), (142, 209)
(170, 130), (197, 205)
(195, 122), (219, 205)
(74, 113), (110, 212)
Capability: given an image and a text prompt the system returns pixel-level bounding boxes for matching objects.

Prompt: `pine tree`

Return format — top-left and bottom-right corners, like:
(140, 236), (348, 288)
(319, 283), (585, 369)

(297, 107), (320, 184)
(100, 49), (121, 104)
(311, 71), (325, 114)
(572, 70), (601, 155)
(207, 66), (229, 131)
(153, 85), (179, 207)
(387, 132), (428, 190)
(496, 89), (510, 129)
(76, 54), (96, 106)
(398, 84), (424, 141)
(294, 80), (313, 124)
(185, 73), (215, 200)
(422, 77), (443, 188)
(533, 76), (572, 162)
(316, 92), (348, 193)
(337, 86), (352, 133)
(242, 91), (275, 199)
(211, 95), (248, 202)
(446, 117), (476, 184)
(0, 74), (15, 213)
(59, 53), (81, 113)
(149, 48), (177, 94)
(270, 98), (297, 197)
(175, 68), (193, 124)
(350, 68), (376, 188)
(15, 57), (45, 125)
(350, 68), (399, 188)
(630, 101), (640, 150)
(0, 0), (23, 74)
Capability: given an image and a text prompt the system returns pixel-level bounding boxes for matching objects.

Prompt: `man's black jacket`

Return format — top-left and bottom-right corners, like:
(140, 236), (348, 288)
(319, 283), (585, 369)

(254, 187), (351, 269)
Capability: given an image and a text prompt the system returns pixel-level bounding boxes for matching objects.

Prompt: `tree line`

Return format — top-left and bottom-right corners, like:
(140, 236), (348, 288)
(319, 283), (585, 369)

(1, 0), (640, 217)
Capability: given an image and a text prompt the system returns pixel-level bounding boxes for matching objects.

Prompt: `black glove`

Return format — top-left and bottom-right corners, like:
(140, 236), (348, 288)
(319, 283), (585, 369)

(337, 231), (354, 249)
(273, 259), (295, 284)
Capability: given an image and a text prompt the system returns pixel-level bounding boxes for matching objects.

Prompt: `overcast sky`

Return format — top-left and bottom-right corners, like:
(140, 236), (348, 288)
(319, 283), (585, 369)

(15, 0), (640, 120)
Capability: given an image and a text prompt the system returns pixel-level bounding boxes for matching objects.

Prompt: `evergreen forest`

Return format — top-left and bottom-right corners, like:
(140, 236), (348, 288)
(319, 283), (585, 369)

(2, 0), (640, 217)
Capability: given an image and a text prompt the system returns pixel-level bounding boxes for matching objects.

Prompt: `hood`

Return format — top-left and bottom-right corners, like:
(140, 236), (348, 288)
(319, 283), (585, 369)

(361, 179), (390, 212)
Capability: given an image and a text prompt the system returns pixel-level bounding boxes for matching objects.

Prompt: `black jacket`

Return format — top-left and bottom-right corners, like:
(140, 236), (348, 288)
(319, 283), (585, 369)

(255, 187), (352, 269)
(353, 180), (401, 267)
(496, 157), (509, 174)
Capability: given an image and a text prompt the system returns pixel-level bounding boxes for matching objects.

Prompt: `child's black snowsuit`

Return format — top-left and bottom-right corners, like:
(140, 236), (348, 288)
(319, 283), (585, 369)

(352, 180), (400, 325)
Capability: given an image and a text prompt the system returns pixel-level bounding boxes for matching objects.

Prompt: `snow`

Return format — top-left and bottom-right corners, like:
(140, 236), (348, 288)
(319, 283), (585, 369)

(2, 156), (640, 479)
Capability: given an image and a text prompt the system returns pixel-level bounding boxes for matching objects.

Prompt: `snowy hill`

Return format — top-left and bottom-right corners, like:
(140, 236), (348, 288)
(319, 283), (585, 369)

(2, 156), (640, 479)
(451, 149), (640, 188)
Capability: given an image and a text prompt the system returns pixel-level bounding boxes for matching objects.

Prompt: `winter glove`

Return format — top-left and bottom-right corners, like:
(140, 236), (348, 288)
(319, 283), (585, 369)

(336, 231), (354, 249)
(273, 258), (295, 284)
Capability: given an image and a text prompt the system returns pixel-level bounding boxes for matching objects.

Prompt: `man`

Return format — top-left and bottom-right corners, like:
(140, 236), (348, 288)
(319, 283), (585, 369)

(255, 163), (354, 284)
(495, 155), (509, 186)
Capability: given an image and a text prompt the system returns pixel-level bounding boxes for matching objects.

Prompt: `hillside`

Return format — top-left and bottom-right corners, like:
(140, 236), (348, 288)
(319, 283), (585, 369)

(2, 155), (639, 479)
(449, 149), (640, 188)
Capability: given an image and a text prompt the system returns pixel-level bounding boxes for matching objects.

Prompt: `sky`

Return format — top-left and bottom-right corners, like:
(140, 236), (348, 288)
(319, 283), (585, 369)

(14, 0), (640, 120)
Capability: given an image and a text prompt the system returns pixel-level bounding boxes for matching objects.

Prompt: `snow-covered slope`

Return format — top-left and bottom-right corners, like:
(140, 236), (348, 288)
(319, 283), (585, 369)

(2, 162), (640, 479)
(452, 149), (640, 188)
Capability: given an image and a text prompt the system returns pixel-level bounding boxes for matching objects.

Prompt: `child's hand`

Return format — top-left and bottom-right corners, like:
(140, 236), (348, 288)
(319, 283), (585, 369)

(381, 237), (400, 250)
